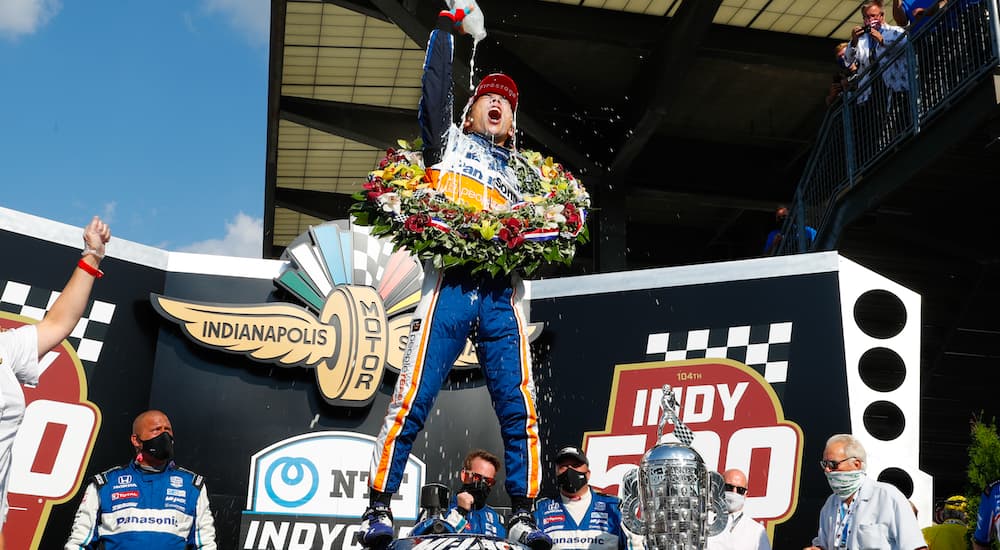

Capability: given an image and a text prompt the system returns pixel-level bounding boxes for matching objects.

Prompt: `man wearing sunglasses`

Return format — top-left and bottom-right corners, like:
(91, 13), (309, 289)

(805, 434), (926, 550)
(707, 469), (771, 550)
(439, 450), (507, 538)
(534, 447), (630, 550)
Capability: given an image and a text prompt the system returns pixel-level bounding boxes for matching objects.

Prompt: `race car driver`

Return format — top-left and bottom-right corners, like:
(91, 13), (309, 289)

(362, 4), (549, 550)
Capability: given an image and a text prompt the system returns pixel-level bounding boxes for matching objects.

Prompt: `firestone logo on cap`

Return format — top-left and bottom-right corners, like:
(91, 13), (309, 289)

(475, 73), (518, 111)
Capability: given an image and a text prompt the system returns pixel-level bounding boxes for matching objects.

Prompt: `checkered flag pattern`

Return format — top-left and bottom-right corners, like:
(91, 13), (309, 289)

(0, 279), (115, 363)
(351, 225), (395, 287)
(646, 322), (793, 383)
(660, 386), (695, 446)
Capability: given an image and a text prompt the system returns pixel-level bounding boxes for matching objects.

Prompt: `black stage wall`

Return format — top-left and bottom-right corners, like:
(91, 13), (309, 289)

(1, 209), (928, 550)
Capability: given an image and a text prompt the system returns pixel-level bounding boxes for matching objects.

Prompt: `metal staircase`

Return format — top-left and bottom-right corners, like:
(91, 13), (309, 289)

(776, 0), (1000, 254)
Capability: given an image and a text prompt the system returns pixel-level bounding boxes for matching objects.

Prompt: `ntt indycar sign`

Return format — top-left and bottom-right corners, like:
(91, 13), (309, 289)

(240, 431), (425, 550)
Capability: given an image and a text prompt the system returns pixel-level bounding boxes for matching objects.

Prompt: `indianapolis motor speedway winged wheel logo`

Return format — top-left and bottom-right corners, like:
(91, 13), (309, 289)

(152, 220), (540, 407)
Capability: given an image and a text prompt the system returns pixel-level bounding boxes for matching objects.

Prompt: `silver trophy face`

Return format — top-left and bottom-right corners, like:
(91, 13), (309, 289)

(706, 471), (728, 537)
(638, 443), (711, 550)
(620, 467), (644, 534)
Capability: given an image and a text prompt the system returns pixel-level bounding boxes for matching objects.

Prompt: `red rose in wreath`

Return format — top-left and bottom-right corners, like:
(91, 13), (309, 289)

(404, 213), (431, 233)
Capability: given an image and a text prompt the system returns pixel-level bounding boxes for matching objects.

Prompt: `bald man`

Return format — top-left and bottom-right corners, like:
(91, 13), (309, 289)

(707, 469), (771, 550)
(66, 410), (217, 549)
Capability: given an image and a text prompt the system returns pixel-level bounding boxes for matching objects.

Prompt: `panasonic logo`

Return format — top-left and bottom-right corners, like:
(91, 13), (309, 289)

(552, 536), (606, 545)
(116, 516), (179, 526)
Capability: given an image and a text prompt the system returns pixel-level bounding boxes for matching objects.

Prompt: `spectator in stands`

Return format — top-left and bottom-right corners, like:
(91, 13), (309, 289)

(892, 0), (946, 32)
(922, 495), (968, 550)
(846, 1), (910, 155)
(826, 42), (858, 106)
(763, 206), (815, 255)
(894, 0), (988, 109)
(848, 1), (908, 83)
(893, 0), (949, 109)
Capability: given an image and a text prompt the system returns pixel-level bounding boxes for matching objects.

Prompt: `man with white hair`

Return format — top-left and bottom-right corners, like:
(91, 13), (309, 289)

(804, 434), (926, 550)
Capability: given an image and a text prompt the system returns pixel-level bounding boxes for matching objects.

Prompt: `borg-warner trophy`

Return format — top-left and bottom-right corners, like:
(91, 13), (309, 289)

(620, 385), (727, 550)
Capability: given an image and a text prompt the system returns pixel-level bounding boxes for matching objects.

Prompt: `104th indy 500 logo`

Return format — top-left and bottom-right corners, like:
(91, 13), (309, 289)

(152, 220), (540, 407)
(583, 359), (804, 536)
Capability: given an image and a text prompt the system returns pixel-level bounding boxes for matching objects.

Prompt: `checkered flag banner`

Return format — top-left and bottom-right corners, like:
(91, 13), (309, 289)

(351, 225), (395, 287)
(658, 384), (695, 446)
(646, 322), (793, 384)
(1, 279), (115, 364)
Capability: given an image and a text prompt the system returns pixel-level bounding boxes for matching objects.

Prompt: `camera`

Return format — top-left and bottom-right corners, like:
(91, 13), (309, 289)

(862, 23), (873, 32)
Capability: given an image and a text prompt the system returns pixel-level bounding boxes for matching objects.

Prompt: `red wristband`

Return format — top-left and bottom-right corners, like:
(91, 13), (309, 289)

(77, 258), (104, 279)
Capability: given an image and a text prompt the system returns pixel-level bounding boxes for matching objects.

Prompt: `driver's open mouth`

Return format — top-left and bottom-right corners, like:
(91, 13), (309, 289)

(488, 107), (502, 123)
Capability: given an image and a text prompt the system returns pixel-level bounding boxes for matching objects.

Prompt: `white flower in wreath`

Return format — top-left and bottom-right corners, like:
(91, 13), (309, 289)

(535, 204), (566, 229)
(488, 201), (514, 214)
(378, 192), (402, 215)
(402, 150), (424, 166)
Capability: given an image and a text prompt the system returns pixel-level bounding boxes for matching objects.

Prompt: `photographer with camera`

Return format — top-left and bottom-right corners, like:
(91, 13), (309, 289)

(847, 0), (908, 97)
(845, 1), (909, 156)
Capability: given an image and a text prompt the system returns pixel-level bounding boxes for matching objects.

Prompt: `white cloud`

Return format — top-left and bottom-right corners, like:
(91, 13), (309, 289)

(181, 11), (197, 34)
(179, 212), (263, 258)
(0, 0), (61, 40)
(102, 201), (117, 224)
(201, 0), (269, 45)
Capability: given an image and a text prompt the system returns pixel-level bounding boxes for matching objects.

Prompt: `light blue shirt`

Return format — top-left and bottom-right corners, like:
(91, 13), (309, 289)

(812, 476), (926, 550)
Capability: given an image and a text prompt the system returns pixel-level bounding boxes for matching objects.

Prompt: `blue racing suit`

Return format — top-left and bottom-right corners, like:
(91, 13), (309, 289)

(369, 23), (541, 504)
(412, 496), (508, 537)
(442, 496), (508, 538)
(974, 479), (1000, 547)
(65, 460), (216, 549)
(535, 490), (628, 550)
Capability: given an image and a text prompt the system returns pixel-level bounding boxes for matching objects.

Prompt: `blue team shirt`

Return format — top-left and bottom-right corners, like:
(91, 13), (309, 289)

(975, 480), (1000, 546)
(535, 490), (626, 550)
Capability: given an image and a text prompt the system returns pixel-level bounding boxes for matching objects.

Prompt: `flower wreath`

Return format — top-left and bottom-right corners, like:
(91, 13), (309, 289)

(350, 139), (590, 276)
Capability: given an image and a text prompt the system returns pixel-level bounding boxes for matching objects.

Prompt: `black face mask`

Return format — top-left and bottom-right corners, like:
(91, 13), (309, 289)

(557, 468), (588, 494)
(460, 480), (491, 509)
(140, 432), (174, 462)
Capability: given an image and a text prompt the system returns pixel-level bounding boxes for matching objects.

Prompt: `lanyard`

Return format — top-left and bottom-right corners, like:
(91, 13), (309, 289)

(833, 498), (858, 549)
(729, 512), (744, 533)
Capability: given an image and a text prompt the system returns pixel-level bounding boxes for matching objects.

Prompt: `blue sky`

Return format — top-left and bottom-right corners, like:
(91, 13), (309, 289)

(0, 0), (270, 257)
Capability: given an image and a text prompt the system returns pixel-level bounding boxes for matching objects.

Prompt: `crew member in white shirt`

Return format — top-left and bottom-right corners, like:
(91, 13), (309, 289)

(707, 468), (771, 550)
